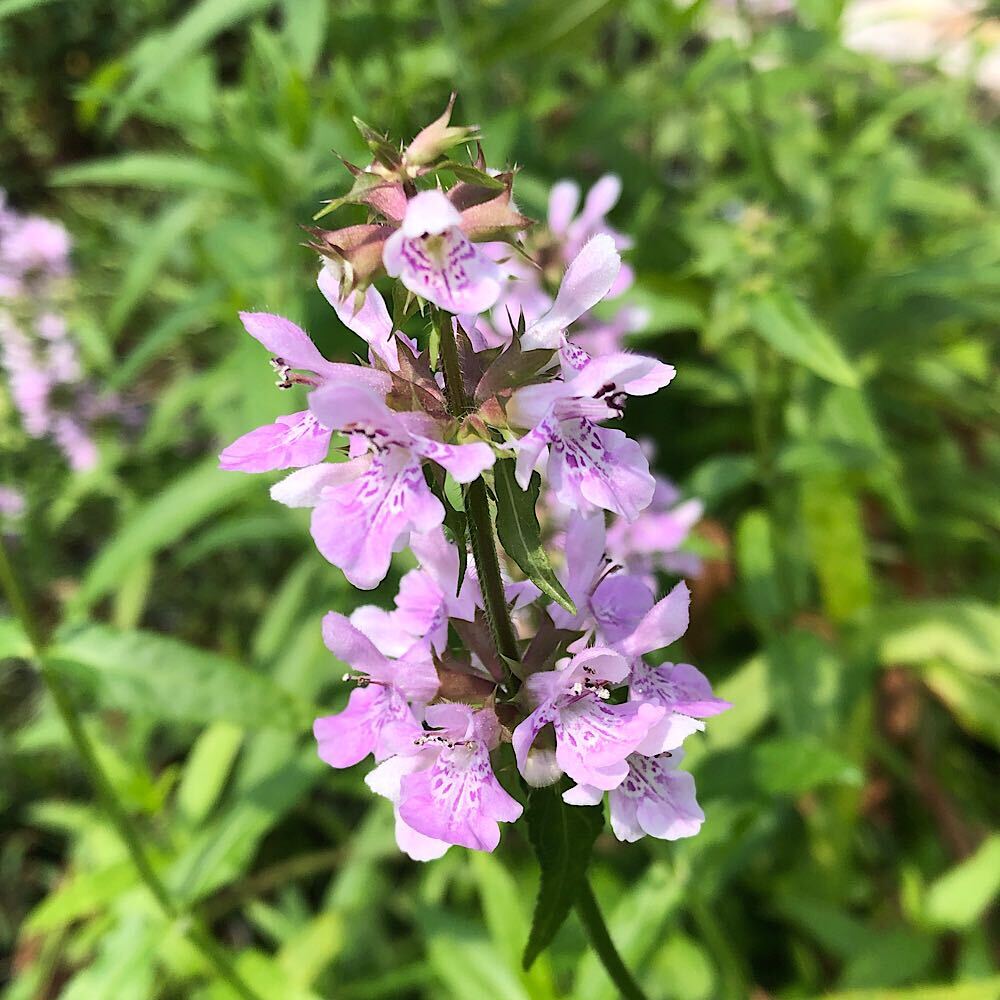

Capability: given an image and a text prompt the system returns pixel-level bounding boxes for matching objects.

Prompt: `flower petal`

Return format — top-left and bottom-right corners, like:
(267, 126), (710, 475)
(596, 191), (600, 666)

(219, 412), (331, 473)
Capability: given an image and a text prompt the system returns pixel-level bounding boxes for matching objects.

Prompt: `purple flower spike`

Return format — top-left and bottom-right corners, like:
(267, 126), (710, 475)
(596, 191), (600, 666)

(383, 190), (502, 315)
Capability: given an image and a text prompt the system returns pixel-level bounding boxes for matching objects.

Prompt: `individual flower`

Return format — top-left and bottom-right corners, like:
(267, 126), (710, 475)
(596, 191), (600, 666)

(518, 234), (623, 352)
(313, 611), (439, 769)
(272, 381), (494, 589)
(367, 703), (523, 855)
(563, 749), (705, 842)
(615, 580), (728, 754)
(349, 526), (480, 656)
(219, 311), (392, 474)
(513, 647), (664, 790)
(547, 174), (634, 297)
(549, 512), (655, 646)
(508, 350), (673, 521)
(383, 189), (503, 315)
(606, 458), (704, 583)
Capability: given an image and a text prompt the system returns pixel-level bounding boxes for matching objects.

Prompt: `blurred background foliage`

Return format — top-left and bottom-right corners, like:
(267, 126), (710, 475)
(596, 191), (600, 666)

(1, 1), (998, 998)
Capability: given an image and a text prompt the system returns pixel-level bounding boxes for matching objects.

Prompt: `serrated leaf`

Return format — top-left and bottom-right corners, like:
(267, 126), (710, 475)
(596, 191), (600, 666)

(523, 784), (604, 970)
(748, 287), (859, 387)
(493, 460), (575, 614)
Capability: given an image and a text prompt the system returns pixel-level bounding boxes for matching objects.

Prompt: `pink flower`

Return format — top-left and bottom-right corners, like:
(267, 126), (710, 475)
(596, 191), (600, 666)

(383, 190), (502, 315)
(563, 749), (705, 843)
(519, 235), (622, 352)
(615, 580), (729, 754)
(606, 445), (704, 582)
(1, 215), (71, 275)
(0, 486), (25, 522)
(271, 381), (494, 589)
(513, 647), (664, 790)
(219, 312), (392, 474)
(367, 703), (523, 855)
(317, 265), (411, 372)
(550, 512), (655, 646)
(313, 611), (439, 769)
(349, 527), (480, 656)
(508, 351), (673, 521)
(547, 175), (633, 297)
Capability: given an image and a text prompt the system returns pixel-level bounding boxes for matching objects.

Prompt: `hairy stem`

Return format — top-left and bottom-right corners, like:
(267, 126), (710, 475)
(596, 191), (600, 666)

(0, 539), (262, 1000)
(435, 310), (521, 667)
(575, 881), (649, 1000)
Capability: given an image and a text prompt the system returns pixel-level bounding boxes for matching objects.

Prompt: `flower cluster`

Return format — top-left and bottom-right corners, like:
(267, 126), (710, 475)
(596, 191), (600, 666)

(222, 101), (726, 859)
(0, 191), (126, 476)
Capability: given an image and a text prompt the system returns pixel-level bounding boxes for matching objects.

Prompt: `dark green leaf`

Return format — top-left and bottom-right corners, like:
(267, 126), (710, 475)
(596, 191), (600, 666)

(493, 460), (575, 614)
(523, 784), (604, 969)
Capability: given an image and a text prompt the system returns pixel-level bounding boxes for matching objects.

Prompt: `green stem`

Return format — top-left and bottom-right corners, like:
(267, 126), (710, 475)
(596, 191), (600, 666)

(575, 882), (649, 1000)
(435, 309), (520, 666)
(0, 539), (262, 1000)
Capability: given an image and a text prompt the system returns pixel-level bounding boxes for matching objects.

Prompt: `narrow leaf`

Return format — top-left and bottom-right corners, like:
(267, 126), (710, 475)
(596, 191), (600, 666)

(48, 623), (311, 731)
(748, 287), (859, 387)
(493, 459), (576, 614)
(523, 784), (604, 969)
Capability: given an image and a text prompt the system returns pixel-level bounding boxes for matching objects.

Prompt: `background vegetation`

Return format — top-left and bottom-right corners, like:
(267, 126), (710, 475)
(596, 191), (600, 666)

(2, 1), (998, 998)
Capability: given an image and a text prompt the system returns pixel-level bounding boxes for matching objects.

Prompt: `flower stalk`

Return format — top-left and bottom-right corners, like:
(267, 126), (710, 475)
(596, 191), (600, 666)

(434, 307), (521, 669)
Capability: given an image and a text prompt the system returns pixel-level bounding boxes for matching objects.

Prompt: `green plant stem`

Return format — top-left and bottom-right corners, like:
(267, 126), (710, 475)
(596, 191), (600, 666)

(575, 882), (649, 1000)
(0, 538), (262, 1000)
(435, 309), (520, 666)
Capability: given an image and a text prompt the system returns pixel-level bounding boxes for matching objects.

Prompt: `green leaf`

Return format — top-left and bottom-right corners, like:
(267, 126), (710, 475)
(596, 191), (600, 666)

(0, 617), (30, 659)
(107, 197), (204, 337)
(470, 854), (557, 999)
(752, 736), (863, 795)
(685, 454), (756, 508)
(800, 472), (872, 623)
(879, 601), (1000, 675)
(748, 288), (859, 387)
(820, 977), (1000, 1000)
(48, 623), (310, 731)
(51, 154), (253, 194)
(523, 784), (603, 970)
(0, 0), (58, 18)
(116, 0), (275, 115)
(923, 661), (1000, 749)
(74, 458), (258, 611)
(25, 861), (138, 933)
(175, 721), (244, 826)
(924, 835), (1000, 930)
(493, 460), (576, 615)
(735, 508), (785, 626)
